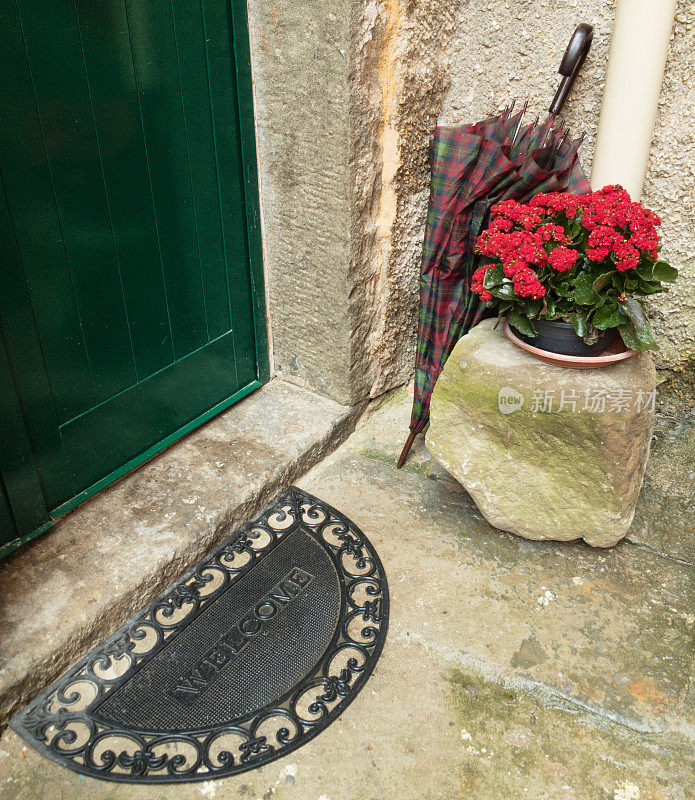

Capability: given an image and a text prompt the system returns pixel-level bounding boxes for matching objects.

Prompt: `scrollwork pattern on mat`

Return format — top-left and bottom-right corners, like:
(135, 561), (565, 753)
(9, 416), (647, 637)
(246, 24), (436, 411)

(11, 488), (388, 783)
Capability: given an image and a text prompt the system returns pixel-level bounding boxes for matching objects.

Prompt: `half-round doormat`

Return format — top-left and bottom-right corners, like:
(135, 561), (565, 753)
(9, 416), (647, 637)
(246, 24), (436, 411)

(10, 488), (389, 783)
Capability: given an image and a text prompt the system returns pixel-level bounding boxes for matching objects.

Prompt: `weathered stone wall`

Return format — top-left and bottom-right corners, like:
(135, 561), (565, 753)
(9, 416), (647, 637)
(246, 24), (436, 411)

(248, 0), (693, 406)
(247, 0), (355, 404)
(353, 0), (695, 398)
(349, 0), (459, 400)
(642, 3), (695, 384)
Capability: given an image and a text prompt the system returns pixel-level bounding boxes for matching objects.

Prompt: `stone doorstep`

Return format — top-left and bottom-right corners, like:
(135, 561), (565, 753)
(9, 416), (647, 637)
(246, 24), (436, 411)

(0, 379), (365, 728)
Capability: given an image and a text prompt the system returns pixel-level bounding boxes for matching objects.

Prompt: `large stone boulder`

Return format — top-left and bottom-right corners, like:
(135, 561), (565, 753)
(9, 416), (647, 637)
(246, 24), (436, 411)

(425, 319), (656, 547)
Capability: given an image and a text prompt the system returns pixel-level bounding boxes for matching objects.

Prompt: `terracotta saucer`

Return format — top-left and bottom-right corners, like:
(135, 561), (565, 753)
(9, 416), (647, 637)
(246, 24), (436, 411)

(503, 319), (638, 369)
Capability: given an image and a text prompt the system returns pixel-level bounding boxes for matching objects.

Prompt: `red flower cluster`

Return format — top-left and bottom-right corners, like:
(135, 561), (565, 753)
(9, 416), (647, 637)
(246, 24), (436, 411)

(586, 225), (621, 261)
(613, 240), (640, 272)
(513, 266), (546, 299)
(528, 191), (586, 217)
(470, 266), (492, 302)
(471, 185), (663, 303)
(490, 199), (544, 230)
(536, 222), (567, 245)
(581, 184), (660, 266)
(548, 247), (579, 272)
(478, 228), (547, 271)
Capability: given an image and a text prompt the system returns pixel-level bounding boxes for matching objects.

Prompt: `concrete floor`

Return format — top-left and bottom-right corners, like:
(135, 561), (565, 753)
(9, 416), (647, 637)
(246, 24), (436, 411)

(0, 388), (693, 799)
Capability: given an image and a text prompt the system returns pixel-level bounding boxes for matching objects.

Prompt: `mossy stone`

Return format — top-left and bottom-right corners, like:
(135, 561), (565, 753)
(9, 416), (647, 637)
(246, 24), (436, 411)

(425, 320), (656, 547)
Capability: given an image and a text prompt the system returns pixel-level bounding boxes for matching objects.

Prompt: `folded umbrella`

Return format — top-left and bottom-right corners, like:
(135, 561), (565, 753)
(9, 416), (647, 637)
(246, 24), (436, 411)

(397, 25), (594, 468)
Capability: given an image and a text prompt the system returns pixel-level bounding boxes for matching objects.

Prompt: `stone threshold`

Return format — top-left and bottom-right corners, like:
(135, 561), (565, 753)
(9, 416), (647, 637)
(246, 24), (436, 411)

(0, 379), (364, 727)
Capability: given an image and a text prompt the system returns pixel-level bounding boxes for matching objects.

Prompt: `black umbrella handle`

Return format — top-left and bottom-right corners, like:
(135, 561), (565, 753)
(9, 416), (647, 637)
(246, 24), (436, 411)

(549, 23), (594, 116)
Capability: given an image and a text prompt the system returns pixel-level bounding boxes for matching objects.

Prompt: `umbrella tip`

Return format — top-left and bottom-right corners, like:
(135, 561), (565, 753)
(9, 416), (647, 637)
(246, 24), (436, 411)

(396, 430), (417, 469)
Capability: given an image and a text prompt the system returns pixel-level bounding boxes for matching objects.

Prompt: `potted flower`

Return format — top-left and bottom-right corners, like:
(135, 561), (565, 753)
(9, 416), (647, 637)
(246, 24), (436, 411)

(470, 184), (678, 357)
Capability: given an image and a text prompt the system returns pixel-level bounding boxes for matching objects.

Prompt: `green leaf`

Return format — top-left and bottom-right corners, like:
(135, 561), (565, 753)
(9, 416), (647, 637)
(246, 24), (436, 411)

(591, 303), (628, 330)
(483, 264), (505, 289)
(508, 311), (537, 338)
(571, 311), (588, 337)
(619, 296), (648, 328)
(618, 321), (659, 351)
(618, 322), (640, 350)
(634, 263), (654, 281)
(618, 298), (658, 350)
(524, 298), (543, 318)
(635, 279), (664, 295)
(591, 272), (613, 293)
(611, 272), (626, 291)
(491, 283), (516, 300)
(653, 260), (679, 282)
(572, 273), (598, 305)
(636, 260), (679, 283)
(543, 296), (557, 318)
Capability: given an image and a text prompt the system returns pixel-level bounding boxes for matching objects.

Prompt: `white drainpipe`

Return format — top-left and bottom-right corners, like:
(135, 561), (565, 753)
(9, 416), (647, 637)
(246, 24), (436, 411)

(590, 0), (677, 200)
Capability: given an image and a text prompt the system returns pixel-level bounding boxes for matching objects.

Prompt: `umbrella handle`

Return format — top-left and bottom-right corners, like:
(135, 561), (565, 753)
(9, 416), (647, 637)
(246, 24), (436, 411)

(549, 23), (594, 116)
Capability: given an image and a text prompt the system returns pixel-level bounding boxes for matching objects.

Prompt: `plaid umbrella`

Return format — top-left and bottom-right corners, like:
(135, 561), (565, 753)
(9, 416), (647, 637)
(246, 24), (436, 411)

(397, 110), (590, 468)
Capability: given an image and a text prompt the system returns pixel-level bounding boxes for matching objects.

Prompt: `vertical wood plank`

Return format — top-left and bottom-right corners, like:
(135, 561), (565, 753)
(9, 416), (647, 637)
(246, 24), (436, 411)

(0, 0), (96, 423)
(14, 0), (137, 405)
(0, 479), (18, 545)
(72, 1), (175, 378)
(202, 0), (257, 384)
(0, 176), (75, 507)
(124, 0), (209, 359)
(0, 338), (49, 535)
(172, 0), (232, 341)
(229, 0), (270, 383)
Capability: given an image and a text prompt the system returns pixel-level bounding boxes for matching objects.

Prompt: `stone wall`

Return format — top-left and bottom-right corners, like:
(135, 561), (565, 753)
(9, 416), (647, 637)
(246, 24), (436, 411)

(247, 0), (694, 406)
(247, 0), (355, 404)
(352, 0), (695, 398)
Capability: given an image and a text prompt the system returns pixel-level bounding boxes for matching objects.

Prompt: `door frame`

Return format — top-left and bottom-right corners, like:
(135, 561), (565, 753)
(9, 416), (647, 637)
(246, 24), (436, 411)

(230, 0), (270, 385)
(0, 0), (269, 559)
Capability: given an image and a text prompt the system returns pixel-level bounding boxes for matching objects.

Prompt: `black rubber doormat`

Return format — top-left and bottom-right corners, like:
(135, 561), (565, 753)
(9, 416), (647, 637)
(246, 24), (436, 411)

(10, 488), (389, 784)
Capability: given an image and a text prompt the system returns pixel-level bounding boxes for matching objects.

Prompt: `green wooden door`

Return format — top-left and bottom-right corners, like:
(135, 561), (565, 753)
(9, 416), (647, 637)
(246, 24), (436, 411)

(0, 0), (268, 555)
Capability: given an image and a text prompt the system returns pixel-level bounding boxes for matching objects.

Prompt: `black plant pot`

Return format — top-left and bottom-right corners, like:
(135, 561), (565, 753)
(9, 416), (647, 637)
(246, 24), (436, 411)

(516, 319), (617, 357)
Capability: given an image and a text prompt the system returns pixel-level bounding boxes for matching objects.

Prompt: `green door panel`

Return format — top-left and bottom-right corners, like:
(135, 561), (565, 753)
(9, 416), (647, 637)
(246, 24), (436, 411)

(0, 0), (268, 551)
(0, 0), (97, 425)
(0, 175), (69, 510)
(204, 0), (258, 385)
(0, 481), (17, 542)
(71, 1), (177, 379)
(13, 0), (139, 406)
(0, 339), (49, 545)
(58, 331), (240, 509)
